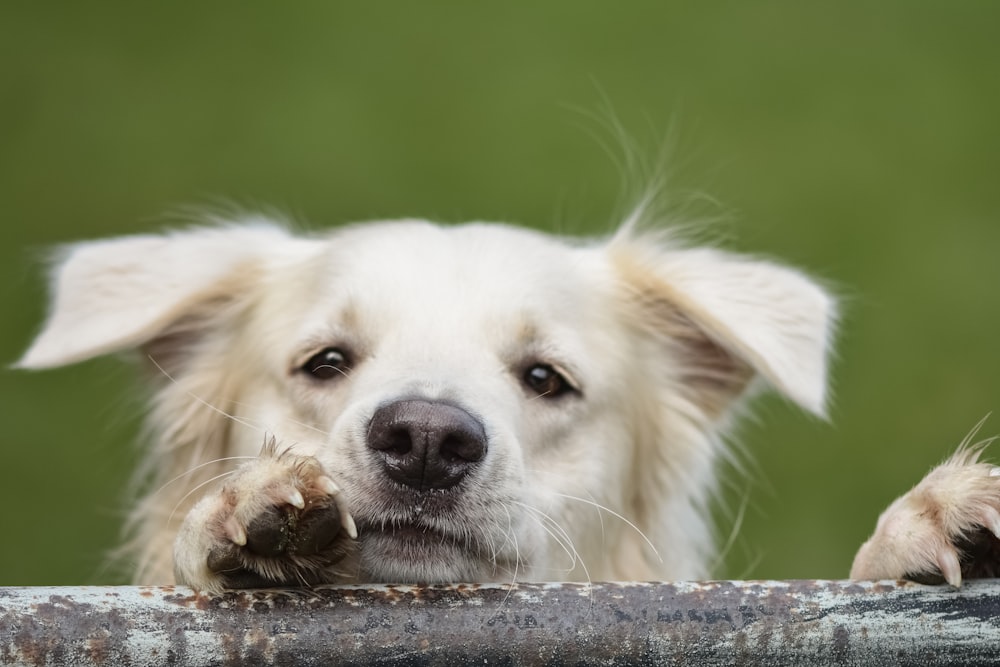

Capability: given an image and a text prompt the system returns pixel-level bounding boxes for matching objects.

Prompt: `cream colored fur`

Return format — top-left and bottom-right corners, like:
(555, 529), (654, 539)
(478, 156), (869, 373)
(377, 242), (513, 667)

(20, 215), (989, 592)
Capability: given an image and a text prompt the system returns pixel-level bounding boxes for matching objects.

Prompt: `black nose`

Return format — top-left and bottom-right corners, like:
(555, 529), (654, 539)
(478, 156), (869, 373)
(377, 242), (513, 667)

(367, 400), (488, 491)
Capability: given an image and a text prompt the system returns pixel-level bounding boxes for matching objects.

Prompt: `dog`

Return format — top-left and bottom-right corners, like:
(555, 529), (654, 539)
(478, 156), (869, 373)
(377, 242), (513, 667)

(16, 214), (1000, 591)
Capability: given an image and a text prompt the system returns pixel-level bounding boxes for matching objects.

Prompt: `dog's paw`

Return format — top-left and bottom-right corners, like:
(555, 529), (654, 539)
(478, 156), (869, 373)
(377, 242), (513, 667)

(174, 443), (357, 592)
(851, 447), (1000, 587)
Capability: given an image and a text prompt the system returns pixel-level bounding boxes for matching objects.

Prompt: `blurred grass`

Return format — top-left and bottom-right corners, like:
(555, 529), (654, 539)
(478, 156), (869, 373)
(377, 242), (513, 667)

(1, 1), (998, 584)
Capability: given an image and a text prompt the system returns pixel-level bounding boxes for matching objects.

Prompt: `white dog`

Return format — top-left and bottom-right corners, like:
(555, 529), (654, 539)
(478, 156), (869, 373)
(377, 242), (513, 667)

(17, 215), (1000, 591)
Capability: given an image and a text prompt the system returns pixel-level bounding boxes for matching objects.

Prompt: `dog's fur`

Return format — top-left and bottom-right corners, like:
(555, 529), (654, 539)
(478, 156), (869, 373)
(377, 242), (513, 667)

(16, 215), (999, 591)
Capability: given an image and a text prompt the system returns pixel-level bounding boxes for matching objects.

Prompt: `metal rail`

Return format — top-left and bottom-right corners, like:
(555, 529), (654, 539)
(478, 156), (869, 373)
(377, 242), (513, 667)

(1, 579), (999, 666)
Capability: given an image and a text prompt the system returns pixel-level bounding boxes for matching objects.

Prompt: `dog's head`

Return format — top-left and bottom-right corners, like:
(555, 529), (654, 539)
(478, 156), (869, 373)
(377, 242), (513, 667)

(18, 218), (834, 583)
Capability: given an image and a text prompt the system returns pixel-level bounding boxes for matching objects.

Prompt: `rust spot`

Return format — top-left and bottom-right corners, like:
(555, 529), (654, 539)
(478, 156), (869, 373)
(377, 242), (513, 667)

(869, 581), (899, 594)
(162, 589), (204, 609)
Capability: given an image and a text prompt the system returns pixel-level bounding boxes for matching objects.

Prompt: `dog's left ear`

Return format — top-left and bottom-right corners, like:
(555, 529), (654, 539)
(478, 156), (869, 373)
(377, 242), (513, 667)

(610, 233), (836, 417)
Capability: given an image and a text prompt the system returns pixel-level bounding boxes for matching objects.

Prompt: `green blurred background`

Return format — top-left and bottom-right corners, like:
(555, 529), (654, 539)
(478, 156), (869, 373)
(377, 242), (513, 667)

(2, 2), (998, 585)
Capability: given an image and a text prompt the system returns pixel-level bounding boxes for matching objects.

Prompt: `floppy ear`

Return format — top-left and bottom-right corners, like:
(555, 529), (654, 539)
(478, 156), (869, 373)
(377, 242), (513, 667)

(610, 232), (836, 418)
(16, 223), (297, 370)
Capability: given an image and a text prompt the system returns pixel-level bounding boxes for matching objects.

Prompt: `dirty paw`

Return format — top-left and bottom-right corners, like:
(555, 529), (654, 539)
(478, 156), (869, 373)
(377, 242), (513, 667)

(184, 444), (357, 590)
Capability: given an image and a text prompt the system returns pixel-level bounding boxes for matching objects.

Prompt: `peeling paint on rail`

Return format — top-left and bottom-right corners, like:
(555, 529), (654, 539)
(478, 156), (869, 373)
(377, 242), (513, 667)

(1, 579), (999, 665)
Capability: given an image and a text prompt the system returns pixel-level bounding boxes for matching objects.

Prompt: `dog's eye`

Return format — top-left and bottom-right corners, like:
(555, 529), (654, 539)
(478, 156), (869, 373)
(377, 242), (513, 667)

(523, 363), (574, 398)
(301, 347), (351, 380)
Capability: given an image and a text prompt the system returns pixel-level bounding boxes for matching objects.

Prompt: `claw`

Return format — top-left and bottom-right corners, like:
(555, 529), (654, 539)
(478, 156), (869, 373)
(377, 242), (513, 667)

(342, 511), (358, 540)
(317, 475), (340, 497)
(284, 489), (306, 510)
(983, 506), (1000, 540)
(223, 515), (247, 546)
(317, 475), (356, 538)
(936, 548), (963, 588)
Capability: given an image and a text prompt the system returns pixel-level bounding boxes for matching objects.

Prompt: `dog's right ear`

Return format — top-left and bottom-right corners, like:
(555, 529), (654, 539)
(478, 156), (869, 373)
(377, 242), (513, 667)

(16, 223), (300, 370)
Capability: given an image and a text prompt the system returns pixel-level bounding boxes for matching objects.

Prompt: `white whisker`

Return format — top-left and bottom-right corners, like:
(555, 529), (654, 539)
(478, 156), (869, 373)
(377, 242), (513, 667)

(550, 492), (662, 564)
(167, 469), (237, 526)
(147, 356), (264, 434)
(511, 500), (590, 582)
(153, 456), (257, 496)
(226, 399), (334, 439)
(489, 504), (520, 616)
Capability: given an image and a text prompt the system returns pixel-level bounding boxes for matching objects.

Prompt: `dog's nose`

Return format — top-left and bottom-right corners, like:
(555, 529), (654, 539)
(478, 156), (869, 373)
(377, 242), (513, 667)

(367, 400), (488, 491)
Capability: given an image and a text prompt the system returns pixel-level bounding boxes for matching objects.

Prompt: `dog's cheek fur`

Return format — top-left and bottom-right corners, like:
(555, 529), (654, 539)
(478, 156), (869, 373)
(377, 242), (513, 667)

(126, 298), (273, 582)
(614, 331), (733, 580)
(590, 328), (726, 581)
(601, 231), (834, 580)
(129, 246), (336, 584)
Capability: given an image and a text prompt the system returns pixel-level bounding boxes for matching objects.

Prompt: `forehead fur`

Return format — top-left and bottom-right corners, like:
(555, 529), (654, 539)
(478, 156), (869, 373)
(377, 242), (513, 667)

(285, 221), (612, 333)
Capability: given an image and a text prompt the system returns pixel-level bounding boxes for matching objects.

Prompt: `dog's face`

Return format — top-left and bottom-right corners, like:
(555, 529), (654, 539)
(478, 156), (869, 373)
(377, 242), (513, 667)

(271, 223), (633, 582)
(19, 218), (834, 584)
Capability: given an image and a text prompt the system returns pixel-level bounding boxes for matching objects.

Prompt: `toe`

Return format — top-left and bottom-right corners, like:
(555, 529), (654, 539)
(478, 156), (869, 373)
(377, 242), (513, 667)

(245, 505), (292, 557)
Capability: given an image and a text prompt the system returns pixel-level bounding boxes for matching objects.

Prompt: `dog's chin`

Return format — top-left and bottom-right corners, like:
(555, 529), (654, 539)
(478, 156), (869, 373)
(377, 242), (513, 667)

(357, 523), (505, 584)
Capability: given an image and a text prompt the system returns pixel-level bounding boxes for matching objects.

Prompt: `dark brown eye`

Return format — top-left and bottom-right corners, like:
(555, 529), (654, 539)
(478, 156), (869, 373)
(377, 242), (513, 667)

(523, 363), (573, 398)
(302, 347), (351, 380)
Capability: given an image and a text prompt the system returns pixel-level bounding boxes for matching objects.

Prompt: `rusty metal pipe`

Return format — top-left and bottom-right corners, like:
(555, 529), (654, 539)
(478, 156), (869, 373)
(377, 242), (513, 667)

(2, 580), (999, 666)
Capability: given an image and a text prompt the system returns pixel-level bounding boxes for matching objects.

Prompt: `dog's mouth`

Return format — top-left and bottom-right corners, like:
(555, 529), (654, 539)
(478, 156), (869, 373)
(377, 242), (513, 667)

(351, 485), (469, 547)
(353, 516), (506, 583)
(358, 519), (457, 549)
(344, 481), (519, 583)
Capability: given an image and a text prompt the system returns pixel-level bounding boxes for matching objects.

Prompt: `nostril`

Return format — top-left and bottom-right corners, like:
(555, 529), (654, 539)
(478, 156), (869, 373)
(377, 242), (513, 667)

(440, 433), (486, 464)
(374, 426), (413, 456)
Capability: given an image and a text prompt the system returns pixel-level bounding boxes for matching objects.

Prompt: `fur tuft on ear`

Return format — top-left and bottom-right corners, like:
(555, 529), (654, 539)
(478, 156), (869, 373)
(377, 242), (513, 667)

(609, 229), (836, 418)
(16, 223), (296, 370)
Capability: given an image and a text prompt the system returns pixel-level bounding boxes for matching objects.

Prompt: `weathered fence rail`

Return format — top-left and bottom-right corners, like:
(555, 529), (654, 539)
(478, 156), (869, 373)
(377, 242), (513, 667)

(1, 579), (999, 666)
